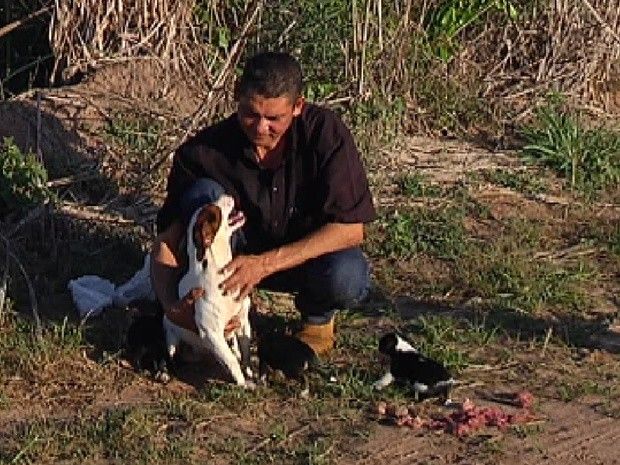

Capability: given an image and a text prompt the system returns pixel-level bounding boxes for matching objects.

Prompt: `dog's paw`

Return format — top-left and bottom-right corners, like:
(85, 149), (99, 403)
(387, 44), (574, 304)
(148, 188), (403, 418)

(243, 380), (257, 391)
(154, 370), (171, 384)
(244, 366), (254, 379)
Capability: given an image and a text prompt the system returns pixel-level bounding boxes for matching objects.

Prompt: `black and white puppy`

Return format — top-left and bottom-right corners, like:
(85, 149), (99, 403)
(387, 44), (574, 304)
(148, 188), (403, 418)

(373, 332), (454, 402)
(126, 313), (170, 383)
(257, 333), (317, 385)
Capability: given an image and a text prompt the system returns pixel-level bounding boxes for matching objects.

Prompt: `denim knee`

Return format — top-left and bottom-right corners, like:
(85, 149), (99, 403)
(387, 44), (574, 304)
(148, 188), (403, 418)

(179, 178), (225, 224)
(297, 248), (371, 319)
(320, 248), (371, 307)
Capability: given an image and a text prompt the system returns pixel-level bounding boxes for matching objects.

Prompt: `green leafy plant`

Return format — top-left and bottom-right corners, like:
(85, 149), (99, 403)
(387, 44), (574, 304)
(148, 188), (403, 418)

(0, 137), (51, 215)
(425, 0), (519, 61)
(521, 100), (620, 194)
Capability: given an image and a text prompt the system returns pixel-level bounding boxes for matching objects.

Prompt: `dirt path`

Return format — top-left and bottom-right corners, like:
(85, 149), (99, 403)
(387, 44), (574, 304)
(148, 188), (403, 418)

(339, 400), (620, 465)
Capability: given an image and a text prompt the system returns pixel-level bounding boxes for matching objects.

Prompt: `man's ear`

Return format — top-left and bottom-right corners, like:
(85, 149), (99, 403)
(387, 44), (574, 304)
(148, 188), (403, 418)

(292, 96), (304, 117)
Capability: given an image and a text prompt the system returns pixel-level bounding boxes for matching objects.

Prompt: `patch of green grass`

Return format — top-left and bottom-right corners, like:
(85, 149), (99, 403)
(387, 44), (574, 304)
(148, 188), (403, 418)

(377, 206), (469, 260)
(0, 314), (85, 379)
(557, 380), (614, 402)
(105, 113), (162, 155)
(481, 168), (548, 196)
(396, 172), (443, 197)
(511, 422), (545, 439)
(198, 382), (263, 412)
(1, 407), (195, 464)
(521, 99), (620, 195)
(402, 314), (500, 372)
(457, 249), (592, 314)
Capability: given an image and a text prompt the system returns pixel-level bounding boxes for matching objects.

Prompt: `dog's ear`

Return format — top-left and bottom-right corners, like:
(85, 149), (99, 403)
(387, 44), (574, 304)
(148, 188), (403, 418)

(193, 204), (222, 262)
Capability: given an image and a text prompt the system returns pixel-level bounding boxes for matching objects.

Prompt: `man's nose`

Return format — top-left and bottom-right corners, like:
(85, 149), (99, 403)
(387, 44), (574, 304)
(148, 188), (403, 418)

(256, 117), (270, 134)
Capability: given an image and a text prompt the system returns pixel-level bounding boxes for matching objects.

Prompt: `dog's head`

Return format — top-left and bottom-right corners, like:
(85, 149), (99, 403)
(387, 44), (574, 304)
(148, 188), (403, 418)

(189, 194), (245, 262)
(378, 332), (418, 357)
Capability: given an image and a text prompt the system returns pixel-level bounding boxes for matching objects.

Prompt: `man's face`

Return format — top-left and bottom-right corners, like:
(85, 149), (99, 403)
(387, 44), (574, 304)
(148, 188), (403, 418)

(237, 93), (303, 150)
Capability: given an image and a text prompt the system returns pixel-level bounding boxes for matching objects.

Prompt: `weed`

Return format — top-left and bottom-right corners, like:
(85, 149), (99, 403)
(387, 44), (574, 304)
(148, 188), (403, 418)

(481, 168), (548, 196)
(521, 99), (620, 194)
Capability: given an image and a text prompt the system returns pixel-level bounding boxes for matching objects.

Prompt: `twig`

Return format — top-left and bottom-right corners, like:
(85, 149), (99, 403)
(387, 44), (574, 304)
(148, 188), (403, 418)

(4, 202), (48, 238)
(0, 233), (42, 340)
(0, 4), (51, 40)
(542, 327), (553, 356)
(580, 0), (620, 45)
(0, 239), (9, 323)
(247, 423), (311, 455)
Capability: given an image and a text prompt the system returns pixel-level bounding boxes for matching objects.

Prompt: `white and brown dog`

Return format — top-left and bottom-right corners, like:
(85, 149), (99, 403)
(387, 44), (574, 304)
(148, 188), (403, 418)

(163, 194), (253, 387)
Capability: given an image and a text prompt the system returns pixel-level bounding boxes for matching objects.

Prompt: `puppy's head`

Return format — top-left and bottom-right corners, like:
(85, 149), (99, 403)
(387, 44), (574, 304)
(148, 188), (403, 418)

(378, 332), (399, 357)
(192, 203), (222, 262)
(378, 332), (417, 357)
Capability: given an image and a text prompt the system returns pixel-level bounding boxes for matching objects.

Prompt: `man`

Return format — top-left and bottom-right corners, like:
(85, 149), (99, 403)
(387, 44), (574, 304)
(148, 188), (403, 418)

(151, 51), (375, 355)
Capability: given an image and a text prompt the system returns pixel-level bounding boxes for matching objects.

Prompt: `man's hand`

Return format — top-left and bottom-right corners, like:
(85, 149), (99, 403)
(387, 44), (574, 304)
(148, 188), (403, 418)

(165, 287), (241, 335)
(219, 254), (270, 301)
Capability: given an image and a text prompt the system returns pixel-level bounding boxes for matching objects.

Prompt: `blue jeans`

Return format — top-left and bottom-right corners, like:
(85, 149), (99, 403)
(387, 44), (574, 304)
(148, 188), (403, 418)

(180, 178), (371, 324)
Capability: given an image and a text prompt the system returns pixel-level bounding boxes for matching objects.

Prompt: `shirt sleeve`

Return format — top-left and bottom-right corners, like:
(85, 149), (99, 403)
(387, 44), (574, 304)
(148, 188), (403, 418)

(314, 111), (376, 224)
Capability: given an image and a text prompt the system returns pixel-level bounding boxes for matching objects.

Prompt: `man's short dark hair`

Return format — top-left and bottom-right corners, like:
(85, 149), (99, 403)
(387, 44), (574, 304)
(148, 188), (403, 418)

(236, 51), (303, 101)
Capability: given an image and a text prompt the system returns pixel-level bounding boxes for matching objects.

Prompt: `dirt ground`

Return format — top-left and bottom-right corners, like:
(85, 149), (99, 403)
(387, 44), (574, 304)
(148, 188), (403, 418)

(1, 61), (619, 464)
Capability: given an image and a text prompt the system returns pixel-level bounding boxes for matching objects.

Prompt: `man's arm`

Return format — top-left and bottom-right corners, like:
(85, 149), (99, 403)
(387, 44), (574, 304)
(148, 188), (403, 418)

(151, 222), (241, 333)
(151, 221), (185, 312)
(219, 222), (364, 299)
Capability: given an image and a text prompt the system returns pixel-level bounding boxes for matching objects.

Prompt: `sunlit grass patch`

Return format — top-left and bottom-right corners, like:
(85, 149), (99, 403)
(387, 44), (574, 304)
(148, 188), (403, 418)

(0, 311), (85, 379)
(374, 206), (469, 260)
(455, 248), (593, 314)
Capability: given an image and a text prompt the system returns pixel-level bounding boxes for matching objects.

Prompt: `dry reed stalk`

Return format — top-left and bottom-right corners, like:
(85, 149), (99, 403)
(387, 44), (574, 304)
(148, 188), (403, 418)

(465, 0), (620, 115)
(49, 0), (195, 82)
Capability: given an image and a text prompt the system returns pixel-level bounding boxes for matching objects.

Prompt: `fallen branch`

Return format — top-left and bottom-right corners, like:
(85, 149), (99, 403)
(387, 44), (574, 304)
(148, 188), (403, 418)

(0, 4), (52, 40)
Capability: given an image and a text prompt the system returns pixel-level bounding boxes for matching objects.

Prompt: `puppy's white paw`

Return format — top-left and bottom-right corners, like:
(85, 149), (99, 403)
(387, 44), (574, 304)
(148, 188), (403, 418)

(244, 367), (254, 379)
(372, 382), (384, 391)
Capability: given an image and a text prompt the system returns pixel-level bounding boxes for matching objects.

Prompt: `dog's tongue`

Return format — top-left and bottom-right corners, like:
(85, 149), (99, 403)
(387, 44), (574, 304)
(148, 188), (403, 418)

(228, 210), (245, 226)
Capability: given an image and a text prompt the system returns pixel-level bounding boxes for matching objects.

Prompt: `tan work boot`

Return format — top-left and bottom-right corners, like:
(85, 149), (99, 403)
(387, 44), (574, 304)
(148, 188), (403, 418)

(295, 319), (335, 355)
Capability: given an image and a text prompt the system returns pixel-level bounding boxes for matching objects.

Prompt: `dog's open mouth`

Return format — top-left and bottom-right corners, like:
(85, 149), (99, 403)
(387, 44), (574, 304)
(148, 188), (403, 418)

(228, 209), (245, 227)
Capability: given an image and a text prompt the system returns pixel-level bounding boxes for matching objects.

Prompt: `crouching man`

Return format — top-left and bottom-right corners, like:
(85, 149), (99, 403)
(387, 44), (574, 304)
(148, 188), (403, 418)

(151, 51), (376, 355)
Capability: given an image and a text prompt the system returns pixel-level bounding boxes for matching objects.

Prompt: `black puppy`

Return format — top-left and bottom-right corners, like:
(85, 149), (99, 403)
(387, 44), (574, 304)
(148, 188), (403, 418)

(126, 313), (170, 383)
(257, 332), (317, 390)
(374, 332), (453, 402)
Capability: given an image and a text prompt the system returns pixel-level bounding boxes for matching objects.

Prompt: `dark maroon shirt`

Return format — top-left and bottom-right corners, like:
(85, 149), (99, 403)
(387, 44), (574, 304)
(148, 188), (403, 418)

(156, 103), (376, 253)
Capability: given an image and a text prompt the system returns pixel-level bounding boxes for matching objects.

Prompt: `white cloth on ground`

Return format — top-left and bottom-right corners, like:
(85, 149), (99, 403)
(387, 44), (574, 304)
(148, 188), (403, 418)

(67, 254), (156, 319)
